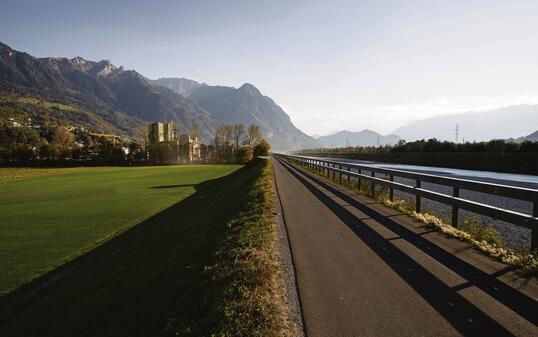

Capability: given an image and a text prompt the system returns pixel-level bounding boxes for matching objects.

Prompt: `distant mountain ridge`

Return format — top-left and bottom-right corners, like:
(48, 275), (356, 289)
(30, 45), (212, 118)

(392, 105), (538, 142)
(0, 41), (315, 149)
(183, 82), (319, 150)
(317, 129), (400, 148)
(515, 130), (538, 142)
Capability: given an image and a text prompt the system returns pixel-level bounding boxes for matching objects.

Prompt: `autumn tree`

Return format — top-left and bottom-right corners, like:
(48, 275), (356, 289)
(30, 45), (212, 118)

(254, 138), (271, 157)
(246, 124), (262, 147)
(232, 124), (245, 149)
(214, 124), (234, 162)
(51, 126), (75, 159)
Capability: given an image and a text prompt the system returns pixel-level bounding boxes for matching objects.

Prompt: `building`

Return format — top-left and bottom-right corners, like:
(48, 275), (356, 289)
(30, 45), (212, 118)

(178, 134), (201, 163)
(146, 121), (200, 163)
(147, 122), (178, 144)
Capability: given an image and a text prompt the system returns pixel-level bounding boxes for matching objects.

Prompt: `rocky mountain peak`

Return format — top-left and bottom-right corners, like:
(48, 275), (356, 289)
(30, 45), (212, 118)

(238, 83), (261, 95)
(93, 59), (119, 78)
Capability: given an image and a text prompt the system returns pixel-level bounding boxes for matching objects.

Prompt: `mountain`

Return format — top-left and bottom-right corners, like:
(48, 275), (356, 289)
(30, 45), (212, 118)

(1, 42), (316, 149)
(173, 82), (319, 150)
(392, 105), (538, 142)
(0, 41), (141, 134)
(151, 77), (206, 96)
(515, 130), (538, 142)
(0, 41), (216, 139)
(40, 56), (215, 141)
(317, 129), (400, 148)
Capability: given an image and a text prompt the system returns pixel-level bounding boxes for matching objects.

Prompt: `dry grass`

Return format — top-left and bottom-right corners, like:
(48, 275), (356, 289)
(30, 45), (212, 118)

(0, 167), (93, 182)
(205, 159), (295, 337)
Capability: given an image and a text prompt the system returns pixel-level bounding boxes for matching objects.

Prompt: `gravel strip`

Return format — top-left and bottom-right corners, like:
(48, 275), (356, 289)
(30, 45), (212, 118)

(343, 167), (533, 251)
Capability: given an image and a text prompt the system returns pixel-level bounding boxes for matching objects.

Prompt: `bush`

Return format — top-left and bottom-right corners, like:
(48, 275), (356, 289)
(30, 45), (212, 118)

(253, 139), (270, 158)
(236, 146), (253, 164)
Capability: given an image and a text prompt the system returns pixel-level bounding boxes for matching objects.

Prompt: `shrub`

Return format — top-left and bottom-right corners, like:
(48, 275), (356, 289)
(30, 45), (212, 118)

(236, 146), (253, 164)
(253, 139), (271, 158)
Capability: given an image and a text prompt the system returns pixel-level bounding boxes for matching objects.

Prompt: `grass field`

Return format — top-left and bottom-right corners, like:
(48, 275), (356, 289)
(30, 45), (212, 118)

(0, 164), (241, 296)
(0, 160), (289, 337)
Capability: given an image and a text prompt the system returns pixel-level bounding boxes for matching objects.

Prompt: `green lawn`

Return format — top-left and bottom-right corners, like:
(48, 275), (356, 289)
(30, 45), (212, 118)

(0, 161), (279, 337)
(0, 165), (240, 296)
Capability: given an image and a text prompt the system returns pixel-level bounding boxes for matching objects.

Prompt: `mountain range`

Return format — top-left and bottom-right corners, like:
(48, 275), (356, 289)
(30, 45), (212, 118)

(514, 130), (538, 142)
(316, 129), (400, 148)
(392, 105), (538, 142)
(0, 42), (318, 150)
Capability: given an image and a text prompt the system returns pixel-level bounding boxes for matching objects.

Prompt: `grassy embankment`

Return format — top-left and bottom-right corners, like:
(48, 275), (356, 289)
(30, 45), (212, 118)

(0, 160), (291, 336)
(288, 158), (538, 276)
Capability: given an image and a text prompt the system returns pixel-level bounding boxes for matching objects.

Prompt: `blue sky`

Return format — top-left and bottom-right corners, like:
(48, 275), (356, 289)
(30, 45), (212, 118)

(2, 0), (538, 135)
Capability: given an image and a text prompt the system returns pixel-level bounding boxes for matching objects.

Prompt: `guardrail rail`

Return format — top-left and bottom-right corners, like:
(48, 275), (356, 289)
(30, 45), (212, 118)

(276, 153), (538, 250)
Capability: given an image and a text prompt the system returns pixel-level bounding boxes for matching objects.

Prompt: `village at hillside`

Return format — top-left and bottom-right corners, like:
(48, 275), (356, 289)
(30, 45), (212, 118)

(0, 118), (270, 165)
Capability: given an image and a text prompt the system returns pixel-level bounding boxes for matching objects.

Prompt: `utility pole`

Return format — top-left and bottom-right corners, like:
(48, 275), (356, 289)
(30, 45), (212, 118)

(346, 139), (349, 147)
(377, 136), (380, 147)
(455, 124), (459, 144)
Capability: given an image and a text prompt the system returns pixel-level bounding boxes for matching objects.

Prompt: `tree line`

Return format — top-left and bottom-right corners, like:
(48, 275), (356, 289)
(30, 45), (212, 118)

(296, 138), (538, 156)
(0, 121), (270, 165)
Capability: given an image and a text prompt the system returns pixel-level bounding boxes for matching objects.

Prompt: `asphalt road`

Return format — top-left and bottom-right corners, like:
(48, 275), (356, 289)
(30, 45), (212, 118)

(272, 157), (538, 337)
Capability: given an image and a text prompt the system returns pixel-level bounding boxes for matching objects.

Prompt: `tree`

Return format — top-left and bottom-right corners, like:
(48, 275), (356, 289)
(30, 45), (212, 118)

(214, 124), (234, 162)
(236, 146), (253, 164)
(128, 142), (146, 163)
(246, 124), (262, 147)
(232, 124), (245, 149)
(51, 126), (75, 159)
(253, 138), (271, 158)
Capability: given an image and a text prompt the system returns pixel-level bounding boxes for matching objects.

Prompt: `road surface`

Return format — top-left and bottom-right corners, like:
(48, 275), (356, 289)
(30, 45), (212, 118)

(272, 157), (537, 337)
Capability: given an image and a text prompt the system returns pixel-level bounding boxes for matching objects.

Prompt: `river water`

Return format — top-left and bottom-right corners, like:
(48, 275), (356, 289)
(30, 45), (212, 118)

(316, 157), (538, 189)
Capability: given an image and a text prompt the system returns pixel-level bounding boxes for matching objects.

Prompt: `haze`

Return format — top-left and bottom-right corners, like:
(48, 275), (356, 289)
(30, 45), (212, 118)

(3, 0), (537, 136)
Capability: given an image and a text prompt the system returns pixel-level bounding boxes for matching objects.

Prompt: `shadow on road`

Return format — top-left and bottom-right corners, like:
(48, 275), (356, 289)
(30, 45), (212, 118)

(280, 159), (537, 336)
(0, 163), (264, 337)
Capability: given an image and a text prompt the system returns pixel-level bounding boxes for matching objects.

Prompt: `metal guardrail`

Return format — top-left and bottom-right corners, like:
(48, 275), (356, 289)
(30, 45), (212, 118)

(276, 153), (538, 250)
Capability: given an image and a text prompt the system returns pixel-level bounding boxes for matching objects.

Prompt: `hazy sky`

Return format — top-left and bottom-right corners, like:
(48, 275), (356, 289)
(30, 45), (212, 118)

(2, 0), (538, 136)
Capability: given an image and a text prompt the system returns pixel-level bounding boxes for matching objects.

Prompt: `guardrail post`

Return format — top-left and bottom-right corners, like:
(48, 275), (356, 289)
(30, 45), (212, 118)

(358, 169), (362, 191)
(415, 180), (421, 212)
(339, 165), (342, 183)
(389, 175), (394, 201)
(347, 166), (350, 185)
(531, 201), (538, 250)
(371, 171), (375, 197)
(452, 187), (460, 227)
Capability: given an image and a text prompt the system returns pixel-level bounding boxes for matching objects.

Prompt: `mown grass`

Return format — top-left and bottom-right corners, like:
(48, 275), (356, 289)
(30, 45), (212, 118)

(0, 167), (94, 182)
(293, 159), (538, 277)
(0, 160), (290, 337)
(0, 164), (240, 296)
